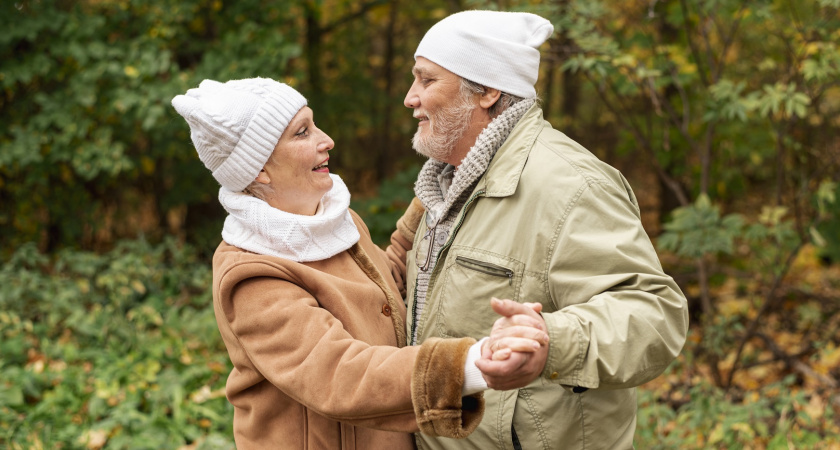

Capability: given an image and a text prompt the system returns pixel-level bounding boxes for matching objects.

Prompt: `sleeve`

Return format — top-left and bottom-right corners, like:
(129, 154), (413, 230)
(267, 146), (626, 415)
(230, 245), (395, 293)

(382, 197), (425, 297)
(224, 276), (482, 437)
(541, 181), (689, 390)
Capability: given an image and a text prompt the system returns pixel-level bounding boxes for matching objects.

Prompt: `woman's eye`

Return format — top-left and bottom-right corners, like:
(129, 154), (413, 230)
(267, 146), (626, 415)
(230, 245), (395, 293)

(295, 127), (309, 137)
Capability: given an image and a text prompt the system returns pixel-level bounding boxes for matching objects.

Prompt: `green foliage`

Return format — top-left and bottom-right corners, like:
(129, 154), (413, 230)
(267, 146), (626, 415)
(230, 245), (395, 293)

(658, 194), (745, 259)
(542, 0), (840, 223)
(351, 165), (420, 246)
(704, 80), (750, 122)
(1, 0), (439, 255)
(4, 0), (840, 447)
(635, 376), (838, 448)
(812, 179), (840, 262)
(0, 239), (233, 448)
(0, 0), (305, 253)
(742, 206), (801, 276)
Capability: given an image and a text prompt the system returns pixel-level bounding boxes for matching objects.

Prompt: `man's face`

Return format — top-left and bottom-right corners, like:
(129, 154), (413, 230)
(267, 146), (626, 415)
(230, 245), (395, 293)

(404, 57), (477, 164)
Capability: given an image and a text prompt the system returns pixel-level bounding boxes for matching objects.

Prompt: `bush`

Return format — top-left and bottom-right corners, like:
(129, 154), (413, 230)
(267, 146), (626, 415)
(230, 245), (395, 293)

(0, 239), (233, 448)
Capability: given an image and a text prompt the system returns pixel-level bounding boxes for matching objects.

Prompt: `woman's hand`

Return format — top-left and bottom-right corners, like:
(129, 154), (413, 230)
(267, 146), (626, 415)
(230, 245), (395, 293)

(475, 298), (550, 390)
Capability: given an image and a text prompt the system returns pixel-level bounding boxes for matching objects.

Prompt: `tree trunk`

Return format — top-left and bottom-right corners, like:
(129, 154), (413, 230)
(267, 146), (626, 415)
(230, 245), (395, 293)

(304, 1), (324, 111)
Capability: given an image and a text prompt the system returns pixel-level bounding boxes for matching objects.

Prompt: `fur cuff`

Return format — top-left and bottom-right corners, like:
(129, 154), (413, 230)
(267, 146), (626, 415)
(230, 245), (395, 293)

(411, 337), (484, 438)
(396, 197), (425, 243)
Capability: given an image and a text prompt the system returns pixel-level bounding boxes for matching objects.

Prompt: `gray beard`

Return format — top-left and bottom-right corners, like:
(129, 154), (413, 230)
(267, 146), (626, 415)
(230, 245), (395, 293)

(411, 97), (475, 162)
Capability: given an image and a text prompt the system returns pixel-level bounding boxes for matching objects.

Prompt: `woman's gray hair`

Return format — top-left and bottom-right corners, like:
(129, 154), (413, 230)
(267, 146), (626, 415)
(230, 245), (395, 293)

(242, 180), (274, 202)
(459, 78), (527, 119)
(242, 154), (278, 202)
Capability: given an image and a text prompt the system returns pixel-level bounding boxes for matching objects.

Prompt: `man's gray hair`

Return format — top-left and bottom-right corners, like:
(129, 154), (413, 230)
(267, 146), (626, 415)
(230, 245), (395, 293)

(459, 78), (526, 119)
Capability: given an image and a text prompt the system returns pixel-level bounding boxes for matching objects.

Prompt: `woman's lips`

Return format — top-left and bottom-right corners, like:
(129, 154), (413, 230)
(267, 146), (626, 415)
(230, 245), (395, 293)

(313, 158), (329, 172)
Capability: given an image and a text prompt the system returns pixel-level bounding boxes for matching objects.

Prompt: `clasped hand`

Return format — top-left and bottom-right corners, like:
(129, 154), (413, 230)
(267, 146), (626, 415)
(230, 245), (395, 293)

(475, 298), (549, 391)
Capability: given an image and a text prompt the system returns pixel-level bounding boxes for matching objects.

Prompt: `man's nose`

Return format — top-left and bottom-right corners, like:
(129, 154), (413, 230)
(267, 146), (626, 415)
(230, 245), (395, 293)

(404, 81), (420, 108)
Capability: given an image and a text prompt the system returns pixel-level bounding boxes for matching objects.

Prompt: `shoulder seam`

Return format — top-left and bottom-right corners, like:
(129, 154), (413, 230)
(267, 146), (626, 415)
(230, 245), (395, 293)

(534, 135), (608, 186)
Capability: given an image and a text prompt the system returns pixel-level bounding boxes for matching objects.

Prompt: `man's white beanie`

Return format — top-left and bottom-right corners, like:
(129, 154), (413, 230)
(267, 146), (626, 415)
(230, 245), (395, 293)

(171, 78), (307, 192)
(415, 10), (554, 98)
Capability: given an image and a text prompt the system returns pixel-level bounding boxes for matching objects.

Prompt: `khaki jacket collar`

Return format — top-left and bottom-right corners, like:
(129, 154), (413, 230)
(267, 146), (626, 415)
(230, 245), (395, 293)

(478, 103), (546, 198)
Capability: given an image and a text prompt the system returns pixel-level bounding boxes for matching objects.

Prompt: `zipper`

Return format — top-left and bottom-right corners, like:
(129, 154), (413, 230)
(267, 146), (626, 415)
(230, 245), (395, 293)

(437, 189), (484, 257)
(410, 189), (485, 344)
(409, 282), (419, 345)
(511, 424), (523, 450)
(455, 256), (513, 285)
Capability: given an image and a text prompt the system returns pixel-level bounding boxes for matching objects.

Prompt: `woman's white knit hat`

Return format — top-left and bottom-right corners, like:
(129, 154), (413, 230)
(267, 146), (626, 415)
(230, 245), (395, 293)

(171, 78), (307, 192)
(414, 10), (554, 98)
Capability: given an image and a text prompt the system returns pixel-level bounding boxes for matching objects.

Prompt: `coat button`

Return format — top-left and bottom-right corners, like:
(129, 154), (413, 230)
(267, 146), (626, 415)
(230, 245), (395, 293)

(381, 304), (392, 317)
(550, 372), (559, 379)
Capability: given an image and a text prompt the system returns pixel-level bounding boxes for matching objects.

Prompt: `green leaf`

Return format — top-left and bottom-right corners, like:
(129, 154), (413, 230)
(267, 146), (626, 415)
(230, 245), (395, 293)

(658, 194), (744, 258)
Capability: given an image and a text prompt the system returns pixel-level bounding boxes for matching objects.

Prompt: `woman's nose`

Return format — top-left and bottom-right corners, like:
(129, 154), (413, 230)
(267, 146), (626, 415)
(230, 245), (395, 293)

(320, 132), (334, 152)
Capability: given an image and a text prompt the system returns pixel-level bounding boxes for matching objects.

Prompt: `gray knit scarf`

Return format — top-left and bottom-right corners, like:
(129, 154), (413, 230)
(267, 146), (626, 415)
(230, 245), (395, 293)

(411, 98), (534, 343)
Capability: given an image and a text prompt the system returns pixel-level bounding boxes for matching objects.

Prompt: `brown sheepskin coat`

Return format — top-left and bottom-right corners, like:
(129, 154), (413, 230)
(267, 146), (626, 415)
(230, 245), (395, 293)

(212, 205), (483, 449)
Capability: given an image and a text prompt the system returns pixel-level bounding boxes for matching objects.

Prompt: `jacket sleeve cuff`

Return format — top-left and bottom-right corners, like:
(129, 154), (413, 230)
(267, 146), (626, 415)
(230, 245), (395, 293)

(541, 311), (589, 387)
(462, 338), (488, 396)
(412, 337), (484, 438)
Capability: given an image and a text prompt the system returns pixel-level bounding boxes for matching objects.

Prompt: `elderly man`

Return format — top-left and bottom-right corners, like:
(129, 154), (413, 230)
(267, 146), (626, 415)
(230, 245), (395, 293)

(402, 10), (689, 450)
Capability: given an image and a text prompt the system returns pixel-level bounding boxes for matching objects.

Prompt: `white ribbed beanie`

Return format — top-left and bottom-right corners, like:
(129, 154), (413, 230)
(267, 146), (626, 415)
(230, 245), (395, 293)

(415, 11), (554, 98)
(171, 78), (307, 192)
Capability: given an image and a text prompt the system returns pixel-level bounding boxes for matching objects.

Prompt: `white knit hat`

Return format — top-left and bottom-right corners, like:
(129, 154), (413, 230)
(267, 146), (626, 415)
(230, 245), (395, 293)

(415, 11), (554, 98)
(171, 78), (307, 192)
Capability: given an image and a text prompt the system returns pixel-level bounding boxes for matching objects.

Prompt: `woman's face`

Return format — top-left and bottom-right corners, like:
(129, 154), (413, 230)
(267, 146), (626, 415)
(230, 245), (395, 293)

(260, 107), (334, 215)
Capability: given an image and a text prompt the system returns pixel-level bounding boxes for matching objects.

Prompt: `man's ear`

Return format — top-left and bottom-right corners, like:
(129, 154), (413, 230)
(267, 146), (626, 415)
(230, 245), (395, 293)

(255, 169), (270, 184)
(479, 88), (502, 110)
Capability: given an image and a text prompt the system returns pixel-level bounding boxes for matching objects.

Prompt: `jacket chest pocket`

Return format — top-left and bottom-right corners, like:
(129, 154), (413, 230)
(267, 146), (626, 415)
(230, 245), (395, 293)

(433, 249), (524, 338)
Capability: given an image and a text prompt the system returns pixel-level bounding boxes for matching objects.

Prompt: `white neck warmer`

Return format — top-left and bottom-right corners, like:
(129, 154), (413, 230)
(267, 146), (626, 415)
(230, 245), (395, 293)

(218, 174), (360, 262)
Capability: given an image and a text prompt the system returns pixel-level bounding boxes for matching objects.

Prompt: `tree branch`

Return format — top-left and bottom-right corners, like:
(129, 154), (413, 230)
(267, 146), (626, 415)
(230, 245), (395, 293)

(725, 241), (804, 390)
(320, 0), (389, 35)
(583, 71), (690, 205)
(756, 332), (838, 389)
(679, 0), (710, 86)
(712, 3), (746, 83)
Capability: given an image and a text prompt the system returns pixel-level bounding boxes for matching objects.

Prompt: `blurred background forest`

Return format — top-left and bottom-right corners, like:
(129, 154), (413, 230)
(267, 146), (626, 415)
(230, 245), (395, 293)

(2, 0), (840, 448)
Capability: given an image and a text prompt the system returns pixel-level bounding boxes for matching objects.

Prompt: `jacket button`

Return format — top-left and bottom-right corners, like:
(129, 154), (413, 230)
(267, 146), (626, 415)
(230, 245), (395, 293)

(381, 304), (392, 317)
(550, 372), (559, 379)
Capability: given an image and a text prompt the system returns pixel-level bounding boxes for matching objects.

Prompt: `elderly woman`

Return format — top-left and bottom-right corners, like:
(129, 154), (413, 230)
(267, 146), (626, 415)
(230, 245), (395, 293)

(171, 78), (544, 449)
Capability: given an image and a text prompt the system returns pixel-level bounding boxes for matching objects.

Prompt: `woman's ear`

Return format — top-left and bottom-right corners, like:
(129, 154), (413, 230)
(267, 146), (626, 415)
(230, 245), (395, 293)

(479, 87), (502, 109)
(255, 169), (270, 184)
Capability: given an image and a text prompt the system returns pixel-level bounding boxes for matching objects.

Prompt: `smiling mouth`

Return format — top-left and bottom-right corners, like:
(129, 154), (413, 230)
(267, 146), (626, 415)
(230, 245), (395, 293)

(414, 114), (430, 129)
(313, 159), (329, 171)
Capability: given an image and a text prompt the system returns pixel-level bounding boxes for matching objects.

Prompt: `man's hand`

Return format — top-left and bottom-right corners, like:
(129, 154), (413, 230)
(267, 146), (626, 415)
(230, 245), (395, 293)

(475, 298), (550, 390)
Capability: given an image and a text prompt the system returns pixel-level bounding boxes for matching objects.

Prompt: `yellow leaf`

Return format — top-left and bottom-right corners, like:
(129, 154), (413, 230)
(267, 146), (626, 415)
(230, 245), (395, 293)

(124, 66), (139, 78)
(708, 423), (724, 444)
(803, 395), (826, 422)
(759, 205), (788, 225)
(131, 280), (146, 295)
(78, 429), (108, 450)
(731, 422), (756, 438)
(814, 344), (840, 375)
(718, 299), (751, 317)
(821, 344), (840, 366)
(140, 157), (155, 175)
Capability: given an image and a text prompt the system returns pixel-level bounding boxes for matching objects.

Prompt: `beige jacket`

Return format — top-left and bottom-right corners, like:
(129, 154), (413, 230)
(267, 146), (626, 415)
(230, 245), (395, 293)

(213, 207), (483, 449)
(407, 105), (689, 450)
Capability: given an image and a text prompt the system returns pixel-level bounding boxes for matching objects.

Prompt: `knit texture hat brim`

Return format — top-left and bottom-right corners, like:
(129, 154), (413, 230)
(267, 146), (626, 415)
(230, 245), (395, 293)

(415, 11), (554, 98)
